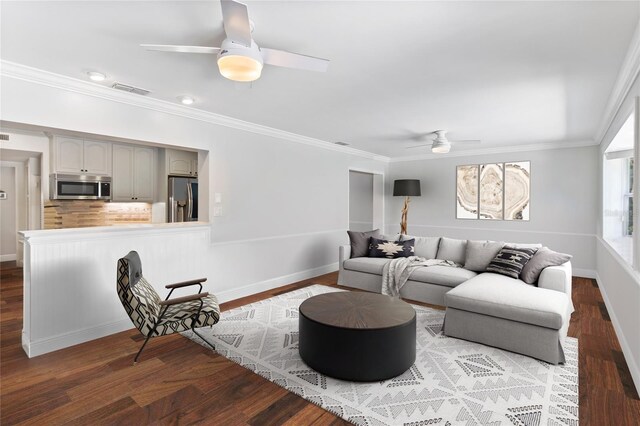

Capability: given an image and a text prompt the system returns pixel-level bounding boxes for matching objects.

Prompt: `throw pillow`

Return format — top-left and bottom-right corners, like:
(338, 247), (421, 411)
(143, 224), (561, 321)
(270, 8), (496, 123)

(520, 247), (572, 284)
(401, 235), (440, 259)
(464, 240), (505, 272)
(347, 229), (381, 258)
(436, 237), (467, 265)
(486, 246), (538, 279)
(368, 238), (415, 259)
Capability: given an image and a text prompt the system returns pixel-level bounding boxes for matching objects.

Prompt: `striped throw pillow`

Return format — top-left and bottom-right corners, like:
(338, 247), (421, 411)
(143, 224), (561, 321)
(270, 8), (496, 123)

(486, 246), (538, 279)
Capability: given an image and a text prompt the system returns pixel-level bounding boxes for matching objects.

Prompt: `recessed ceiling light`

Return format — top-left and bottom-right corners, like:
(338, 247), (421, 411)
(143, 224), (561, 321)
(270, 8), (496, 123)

(178, 96), (195, 105)
(87, 71), (106, 82)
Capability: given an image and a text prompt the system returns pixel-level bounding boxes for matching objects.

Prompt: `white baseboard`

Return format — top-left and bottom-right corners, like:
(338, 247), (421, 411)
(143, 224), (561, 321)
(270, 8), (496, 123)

(572, 268), (596, 279)
(22, 319), (133, 358)
(594, 272), (640, 396)
(0, 254), (16, 262)
(217, 262), (339, 304)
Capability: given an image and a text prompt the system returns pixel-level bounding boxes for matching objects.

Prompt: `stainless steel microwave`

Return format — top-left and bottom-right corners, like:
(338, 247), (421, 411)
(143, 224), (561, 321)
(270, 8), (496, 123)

(50, 174), (111, 200)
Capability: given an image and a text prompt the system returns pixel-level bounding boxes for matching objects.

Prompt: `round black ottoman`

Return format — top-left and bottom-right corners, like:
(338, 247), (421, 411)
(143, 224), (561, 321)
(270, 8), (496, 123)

(298, 291), (416, 382)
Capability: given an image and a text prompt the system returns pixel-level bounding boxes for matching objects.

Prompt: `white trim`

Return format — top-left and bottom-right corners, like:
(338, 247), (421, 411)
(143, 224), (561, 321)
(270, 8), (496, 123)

(210, 228), (345, 247)
(596, 24), (640, 146)
(210, 262), (338, 304)
(597, 235), (640, 279)
(595, 272), (640, 396)
(20, 222), (211, 245)
(0, 254), (16, 262)
(388, 223), (596, 239)
(22, 319), (132, 358)
(390, 140), (598, 162)
(0, 60), (390, 163)
(605, 149), (634, 160)
(572, 268), (596, 279)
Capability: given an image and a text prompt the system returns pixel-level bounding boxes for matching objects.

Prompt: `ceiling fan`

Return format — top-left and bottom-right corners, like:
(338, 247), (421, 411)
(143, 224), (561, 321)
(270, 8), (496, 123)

(406, 130), (481, 154)
(141, 0), (330, 82)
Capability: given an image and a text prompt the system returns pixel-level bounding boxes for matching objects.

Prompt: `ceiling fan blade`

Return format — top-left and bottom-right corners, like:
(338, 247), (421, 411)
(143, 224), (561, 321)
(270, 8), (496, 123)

(450, 139), (481, 144)
(406, 144), (433, 149)
(221, 0), (252, 47)
(141, 44), (221, 54)
(261, 48), (330, 72)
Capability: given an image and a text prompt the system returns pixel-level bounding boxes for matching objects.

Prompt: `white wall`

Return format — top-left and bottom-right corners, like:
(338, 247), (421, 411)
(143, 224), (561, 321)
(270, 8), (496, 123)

(1, 67), (389, 355)
(349, 171), (374, 231)
(0, 166), (17, 260)
(386, 145), (598, 275)
(596, 72), (640, 394)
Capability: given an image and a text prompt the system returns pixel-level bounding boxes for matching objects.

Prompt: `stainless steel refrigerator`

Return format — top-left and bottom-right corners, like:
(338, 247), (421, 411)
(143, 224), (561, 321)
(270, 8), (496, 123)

(168, 176), (198, 222)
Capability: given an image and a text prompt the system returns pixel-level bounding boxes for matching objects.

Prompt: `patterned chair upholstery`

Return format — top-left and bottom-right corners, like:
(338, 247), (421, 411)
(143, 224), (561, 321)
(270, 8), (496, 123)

(117, 251), (220, 363)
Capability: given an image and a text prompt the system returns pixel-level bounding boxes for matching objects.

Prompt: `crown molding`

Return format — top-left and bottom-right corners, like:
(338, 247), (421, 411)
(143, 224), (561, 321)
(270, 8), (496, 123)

(0, 60), (390, 163)
(389, 139), (598, 163)
(595, 22), (640, 145)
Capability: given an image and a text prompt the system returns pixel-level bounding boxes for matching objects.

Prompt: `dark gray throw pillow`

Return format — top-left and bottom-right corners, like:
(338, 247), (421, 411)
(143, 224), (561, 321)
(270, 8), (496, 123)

(368, 238), (415, 259)
(520, 247), (572, 284)
(347, 229), (381, 258)
(486, 246), (537, 279)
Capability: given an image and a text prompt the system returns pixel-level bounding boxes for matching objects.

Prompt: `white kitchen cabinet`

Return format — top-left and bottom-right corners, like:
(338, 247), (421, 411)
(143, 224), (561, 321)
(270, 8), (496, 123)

(167, 149), (198, 176)
(133, 147), (155, 201)
(112, 144), (155, 202)
(52, 136), (111, 175)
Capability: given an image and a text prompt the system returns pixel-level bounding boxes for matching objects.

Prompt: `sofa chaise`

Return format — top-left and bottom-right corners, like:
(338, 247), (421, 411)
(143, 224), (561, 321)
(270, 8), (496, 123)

(337, 236), (574, 364)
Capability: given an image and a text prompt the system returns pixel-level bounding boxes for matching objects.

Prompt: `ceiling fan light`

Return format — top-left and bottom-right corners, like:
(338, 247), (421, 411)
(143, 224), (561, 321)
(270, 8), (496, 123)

(217, 55), (263, 82)
(431, 141), (450, 154)
(177, 95), (194, 105)
(87, 71), (106, 82)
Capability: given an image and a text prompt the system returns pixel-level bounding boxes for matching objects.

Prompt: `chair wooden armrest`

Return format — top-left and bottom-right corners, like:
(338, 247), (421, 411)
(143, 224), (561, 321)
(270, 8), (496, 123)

(165, 278), (208, 289)
(159, 292), (209, 306)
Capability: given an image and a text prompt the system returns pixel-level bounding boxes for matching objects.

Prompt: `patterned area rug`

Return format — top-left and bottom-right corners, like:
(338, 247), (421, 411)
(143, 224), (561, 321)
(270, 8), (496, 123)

(184, 285), (579, 425)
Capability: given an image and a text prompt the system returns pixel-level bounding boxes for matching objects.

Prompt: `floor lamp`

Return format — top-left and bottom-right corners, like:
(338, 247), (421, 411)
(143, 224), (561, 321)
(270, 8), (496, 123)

(393, 179), (421, 235)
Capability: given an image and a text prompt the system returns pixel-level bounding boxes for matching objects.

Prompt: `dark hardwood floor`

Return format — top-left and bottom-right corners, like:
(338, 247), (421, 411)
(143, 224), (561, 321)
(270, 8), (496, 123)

(1, 261), (639, 425)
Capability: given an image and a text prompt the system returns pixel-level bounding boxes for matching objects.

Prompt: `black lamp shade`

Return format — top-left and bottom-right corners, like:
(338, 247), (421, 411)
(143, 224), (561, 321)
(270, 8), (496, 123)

(393, 179), (421, 196)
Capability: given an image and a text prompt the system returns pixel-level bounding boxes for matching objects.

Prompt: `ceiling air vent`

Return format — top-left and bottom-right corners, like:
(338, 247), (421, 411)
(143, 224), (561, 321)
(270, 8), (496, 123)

(334, 141), (350, 146)
(0, 134), (9, 141)
(111, 82), (151, 96)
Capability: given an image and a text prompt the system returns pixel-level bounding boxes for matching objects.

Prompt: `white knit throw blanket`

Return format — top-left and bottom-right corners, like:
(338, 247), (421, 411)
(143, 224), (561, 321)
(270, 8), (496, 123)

(381, 256), (459, 297)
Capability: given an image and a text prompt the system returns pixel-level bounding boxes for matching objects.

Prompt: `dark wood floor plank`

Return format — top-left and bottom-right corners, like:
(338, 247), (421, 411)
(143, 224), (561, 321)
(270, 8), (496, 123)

(248, 391), (311, 426)
(1, 264), (639, 425)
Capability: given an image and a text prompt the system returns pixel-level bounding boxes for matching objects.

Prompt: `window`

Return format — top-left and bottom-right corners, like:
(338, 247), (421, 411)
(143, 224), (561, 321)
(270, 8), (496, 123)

(624, 158), (633, 237)
(603, 113), (635, 264)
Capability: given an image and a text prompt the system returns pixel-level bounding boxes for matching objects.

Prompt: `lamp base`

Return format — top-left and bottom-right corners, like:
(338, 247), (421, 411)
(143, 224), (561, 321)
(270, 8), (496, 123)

(400, 196), (410, 235)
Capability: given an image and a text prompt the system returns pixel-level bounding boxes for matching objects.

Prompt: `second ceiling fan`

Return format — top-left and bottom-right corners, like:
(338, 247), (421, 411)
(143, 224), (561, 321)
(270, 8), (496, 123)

(141, 0), (330, 82)
(407, 130), (481, 154)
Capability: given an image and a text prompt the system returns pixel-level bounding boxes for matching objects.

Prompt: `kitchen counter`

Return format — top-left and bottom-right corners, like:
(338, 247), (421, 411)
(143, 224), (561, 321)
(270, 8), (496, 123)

(20, 221), (210, 242)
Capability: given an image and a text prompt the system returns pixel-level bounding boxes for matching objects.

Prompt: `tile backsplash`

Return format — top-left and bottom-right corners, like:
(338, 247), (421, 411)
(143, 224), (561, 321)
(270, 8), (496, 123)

(44, 200), (152, 229)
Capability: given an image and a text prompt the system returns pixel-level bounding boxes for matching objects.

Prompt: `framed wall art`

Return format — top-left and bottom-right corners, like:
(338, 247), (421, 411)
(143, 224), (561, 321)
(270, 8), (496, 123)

(456, 161), (530, 220)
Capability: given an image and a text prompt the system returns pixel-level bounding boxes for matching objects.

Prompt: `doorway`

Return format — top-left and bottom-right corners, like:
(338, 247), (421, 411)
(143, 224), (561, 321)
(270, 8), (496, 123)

(0, 166), (17, 261)
(348, 170), (384, 232)
(1, 150), (43, 266)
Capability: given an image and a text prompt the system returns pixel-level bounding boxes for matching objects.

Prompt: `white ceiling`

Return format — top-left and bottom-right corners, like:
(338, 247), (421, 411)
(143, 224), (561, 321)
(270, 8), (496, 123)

(1, 1), (638, 158)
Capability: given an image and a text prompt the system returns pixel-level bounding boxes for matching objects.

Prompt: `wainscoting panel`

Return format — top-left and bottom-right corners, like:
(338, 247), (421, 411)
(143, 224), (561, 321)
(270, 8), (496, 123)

(21, 224), (346, 357)
(596, 238), (640, 394)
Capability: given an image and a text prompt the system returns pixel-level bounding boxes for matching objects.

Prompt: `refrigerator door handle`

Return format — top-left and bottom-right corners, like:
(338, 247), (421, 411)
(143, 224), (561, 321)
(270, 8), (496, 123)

(187, 182), (193, 221)
(169, 195), (175, 222)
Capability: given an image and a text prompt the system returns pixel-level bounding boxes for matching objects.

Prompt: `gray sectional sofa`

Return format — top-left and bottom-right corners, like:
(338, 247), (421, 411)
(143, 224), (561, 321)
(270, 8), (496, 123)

(337, 236), (574, 364)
